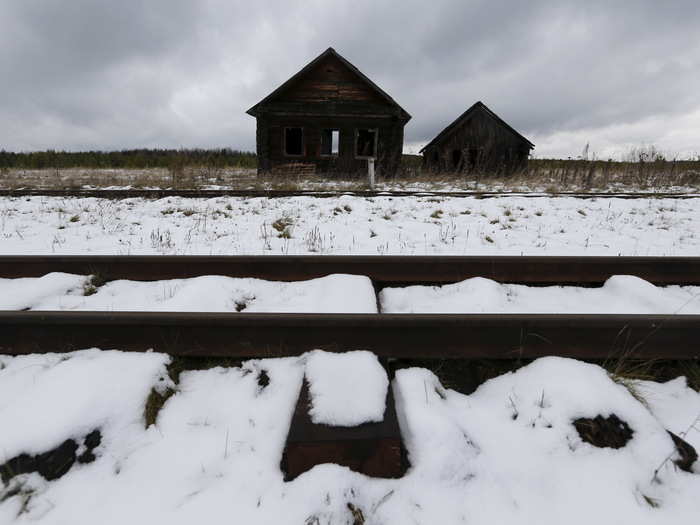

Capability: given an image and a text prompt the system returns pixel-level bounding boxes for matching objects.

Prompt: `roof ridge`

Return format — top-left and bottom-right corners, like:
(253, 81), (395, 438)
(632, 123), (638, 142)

(419, 101), (534, 153)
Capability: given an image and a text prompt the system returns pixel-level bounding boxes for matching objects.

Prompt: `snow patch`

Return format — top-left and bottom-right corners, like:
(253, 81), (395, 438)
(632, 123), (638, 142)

(1, 350), (698, 523)
(0, 273), (378, 313)
(305, 350), (388, 426)
(394, 357), (700, 521)
(638, 377), (700, 451)
(0, 349), (170, 461)
(381, 275), (700, 313)
(0, 272), (87, 310)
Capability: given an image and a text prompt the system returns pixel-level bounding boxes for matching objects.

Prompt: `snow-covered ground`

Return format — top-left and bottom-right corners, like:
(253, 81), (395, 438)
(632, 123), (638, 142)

(0, 273), (377, 313)
(2, 192), (698, 523)
(1, 195), (698, 255)
(0, 349), (697, 524)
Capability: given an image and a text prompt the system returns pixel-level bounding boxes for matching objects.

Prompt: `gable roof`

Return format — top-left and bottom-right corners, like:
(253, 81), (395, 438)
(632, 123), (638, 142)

(419, 101), (534, 153)
(246, 47), (411, 120)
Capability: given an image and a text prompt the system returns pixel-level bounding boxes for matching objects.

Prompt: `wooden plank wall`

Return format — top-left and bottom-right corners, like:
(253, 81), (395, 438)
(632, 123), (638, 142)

(424, 108), (530, 173)
(253, 54), (407, 177)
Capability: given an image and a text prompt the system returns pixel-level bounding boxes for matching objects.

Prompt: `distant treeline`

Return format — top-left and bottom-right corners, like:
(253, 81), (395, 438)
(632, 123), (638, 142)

(0, 149), (257, 169)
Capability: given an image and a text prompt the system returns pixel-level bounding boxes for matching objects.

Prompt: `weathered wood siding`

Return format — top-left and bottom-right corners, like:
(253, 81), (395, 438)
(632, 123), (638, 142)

(251, 51), (409, 177)
(276, 55), (388, 106)
(423, 106), (531, 174)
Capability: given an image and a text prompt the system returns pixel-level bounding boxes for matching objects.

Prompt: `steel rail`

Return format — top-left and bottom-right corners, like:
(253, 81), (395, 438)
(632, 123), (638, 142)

(1, 312), (698, 359)
(1, 255), (699, 286)
(1, 188), (698, 199)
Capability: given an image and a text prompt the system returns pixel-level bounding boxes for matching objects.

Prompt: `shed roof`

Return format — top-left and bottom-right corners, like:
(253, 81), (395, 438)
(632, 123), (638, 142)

(419, 101), (534, 153)
(246, 47), (410, 120)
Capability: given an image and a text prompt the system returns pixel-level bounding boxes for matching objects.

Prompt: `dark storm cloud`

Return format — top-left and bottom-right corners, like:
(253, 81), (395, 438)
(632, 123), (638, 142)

(1, 0), (699, 157)
(322, 0), (700, 155)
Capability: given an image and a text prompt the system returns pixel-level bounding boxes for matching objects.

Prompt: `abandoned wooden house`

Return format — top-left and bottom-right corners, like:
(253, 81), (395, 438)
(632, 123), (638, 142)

(246, 47), (411, 177)
(420, 101), (534, 174)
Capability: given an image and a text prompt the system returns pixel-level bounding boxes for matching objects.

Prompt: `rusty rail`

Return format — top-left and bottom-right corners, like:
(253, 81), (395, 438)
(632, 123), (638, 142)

(2, 256), (698, 359)
(1, 255), (699, 286)
(1, 312), (698, 359)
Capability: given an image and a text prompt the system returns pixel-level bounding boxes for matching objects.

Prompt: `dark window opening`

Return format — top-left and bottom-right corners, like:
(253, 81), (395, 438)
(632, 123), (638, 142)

(321, 129), (339, 156)
(356, 129), (377, 158)
(284, 128), (303, 156)
(451, 149), (462, 170)
(432, 151), (439, 164)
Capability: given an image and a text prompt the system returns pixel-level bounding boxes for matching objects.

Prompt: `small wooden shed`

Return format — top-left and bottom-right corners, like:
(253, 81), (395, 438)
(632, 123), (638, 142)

(420, 101), (534, 174)
(247, 48), (411, 177)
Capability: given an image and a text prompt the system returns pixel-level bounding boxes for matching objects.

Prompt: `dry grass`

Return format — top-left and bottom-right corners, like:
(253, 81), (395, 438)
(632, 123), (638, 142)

(393, 157), (700, 192)
(519, 157), (700, 191)
(0, 167), (257, 190)
(2, 152), (700, 193)
(143, 387), (175, 428)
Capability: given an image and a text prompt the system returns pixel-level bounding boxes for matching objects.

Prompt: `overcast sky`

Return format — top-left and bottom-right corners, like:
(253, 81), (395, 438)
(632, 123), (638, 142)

(2, 0), (699, 158)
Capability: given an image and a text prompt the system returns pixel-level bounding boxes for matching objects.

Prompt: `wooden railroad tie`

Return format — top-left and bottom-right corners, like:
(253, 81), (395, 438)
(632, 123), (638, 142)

(282, 379), (406, 480)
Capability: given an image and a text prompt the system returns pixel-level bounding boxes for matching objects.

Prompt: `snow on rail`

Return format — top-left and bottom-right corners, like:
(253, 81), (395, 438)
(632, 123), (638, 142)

(2, 272), (699, 314)
(0, 273), (377, 313)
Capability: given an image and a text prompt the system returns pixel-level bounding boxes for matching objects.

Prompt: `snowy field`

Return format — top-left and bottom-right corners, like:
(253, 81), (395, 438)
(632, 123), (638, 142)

(0, 349), (698, 524)
(2, 272), (699, 314)
(0, 195), (699, 255)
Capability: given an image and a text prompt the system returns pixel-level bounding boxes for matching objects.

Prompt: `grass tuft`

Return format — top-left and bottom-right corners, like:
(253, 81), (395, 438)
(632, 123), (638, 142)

(143, 388), (175, 428)
(82, 273), (107, 296)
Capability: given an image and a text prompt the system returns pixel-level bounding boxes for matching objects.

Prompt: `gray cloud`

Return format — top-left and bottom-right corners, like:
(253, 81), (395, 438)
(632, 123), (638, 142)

(1, 0), (699, 157)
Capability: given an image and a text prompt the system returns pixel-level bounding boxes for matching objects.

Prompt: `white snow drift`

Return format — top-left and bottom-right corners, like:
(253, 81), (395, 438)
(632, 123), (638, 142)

(0, 273), (86, 310)
(0, 273), (377, 313)
(380, 275), (700, 314)
(639, 377), (700, 451)
(305, 350), (388, 426)
(0, 349), (170, 461)
(0, 349), (698, 524)
(2, 273), (699, 315)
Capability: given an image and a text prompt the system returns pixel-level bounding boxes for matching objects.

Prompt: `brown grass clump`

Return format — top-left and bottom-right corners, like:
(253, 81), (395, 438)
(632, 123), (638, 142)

(143, 388), (175, 427)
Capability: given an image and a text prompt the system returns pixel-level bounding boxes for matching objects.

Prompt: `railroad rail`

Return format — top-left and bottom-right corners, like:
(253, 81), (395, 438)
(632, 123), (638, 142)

(1, 312), (698, 359)
(1, 188), (699, 199)
(4, 256), (697, 482)
(1, 255), (699, 286)
(1, 255), (699, 359)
